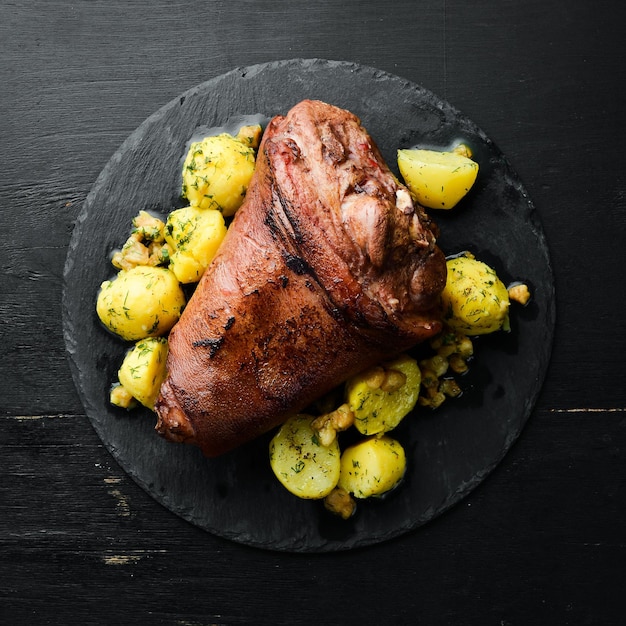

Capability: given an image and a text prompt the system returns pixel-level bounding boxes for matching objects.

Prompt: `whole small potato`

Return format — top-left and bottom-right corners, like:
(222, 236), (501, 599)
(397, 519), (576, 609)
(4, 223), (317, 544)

(165, 206), (227, 283)
(441, 256), (510, 335)
(181, 133), (257, 216)
(96, 266), (185, 341)
(338, 436), (406, 499)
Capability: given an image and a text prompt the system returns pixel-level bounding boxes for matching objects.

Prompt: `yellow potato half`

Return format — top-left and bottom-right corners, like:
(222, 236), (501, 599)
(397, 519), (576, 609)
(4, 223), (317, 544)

(441, 256), (510, 335)
(398, 148), (479, 209)
(269, 414), (341, 499)
(117, 337), (168, 410)
(346, 354), (421, 436)
(338, 436), (406, 499)
(96, 266), (185, 341)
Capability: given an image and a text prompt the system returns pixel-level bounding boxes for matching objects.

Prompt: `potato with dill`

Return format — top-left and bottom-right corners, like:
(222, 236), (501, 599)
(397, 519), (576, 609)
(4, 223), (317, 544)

(397, 144), (479, 209)
(114, 337), (169, 410)
(96, 266), (185, 341)
(181, 125), (262, 216)
(441, 254), (510, 335)
(269, 414), (341, 499)
(337, 436), (406, 499)
(164, 205), (227, 284)
(345, 353), (421, 435)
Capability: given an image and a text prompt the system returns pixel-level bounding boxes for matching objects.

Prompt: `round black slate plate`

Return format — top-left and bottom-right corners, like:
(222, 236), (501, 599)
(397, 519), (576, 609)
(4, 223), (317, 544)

(63, 59), (555, 552)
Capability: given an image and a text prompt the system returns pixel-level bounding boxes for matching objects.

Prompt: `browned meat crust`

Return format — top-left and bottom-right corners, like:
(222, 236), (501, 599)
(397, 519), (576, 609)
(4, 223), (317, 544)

(155, 100), (446, 457)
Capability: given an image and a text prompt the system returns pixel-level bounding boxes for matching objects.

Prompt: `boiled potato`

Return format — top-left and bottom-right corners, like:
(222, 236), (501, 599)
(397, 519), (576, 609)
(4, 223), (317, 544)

(346, 354), (421, 435)
(117, 337), (168, 409)
(441, 255), (510, 335)
(337, 436), (406, 499)
(181, 131), (259, 216)
(397, 147), (479, 209)
(96, 266), (185, 341)
(269, 414), (341, 499)
(164, 206), (227, 283)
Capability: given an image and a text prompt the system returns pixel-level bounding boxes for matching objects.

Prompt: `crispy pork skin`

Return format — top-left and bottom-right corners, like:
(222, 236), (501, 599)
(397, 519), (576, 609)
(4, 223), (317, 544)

(155, 100), (446, 457)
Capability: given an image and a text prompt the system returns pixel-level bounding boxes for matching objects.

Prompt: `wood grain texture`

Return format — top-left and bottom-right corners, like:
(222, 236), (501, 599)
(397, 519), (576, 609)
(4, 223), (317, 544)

(1, 0), (624, 623)
(2, 409), (624, 624)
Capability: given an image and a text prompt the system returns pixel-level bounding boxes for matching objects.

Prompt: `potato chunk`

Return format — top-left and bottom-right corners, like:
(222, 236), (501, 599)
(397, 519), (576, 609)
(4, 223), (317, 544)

(96, 266), (185, 341)
(269, 414), (341, 499)
(181, 131), (258, 216)
(346, 354), (421, 435)
(397, 147), (479, 209)
(164, 206), (227, 283)
(338, 436), (406, 499)
(441, 255), (510, 335)
(117, 337), (168, 410)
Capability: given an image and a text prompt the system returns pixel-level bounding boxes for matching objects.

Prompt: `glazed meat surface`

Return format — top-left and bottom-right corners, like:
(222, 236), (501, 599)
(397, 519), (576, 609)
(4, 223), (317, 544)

(155, 100), (446, 457)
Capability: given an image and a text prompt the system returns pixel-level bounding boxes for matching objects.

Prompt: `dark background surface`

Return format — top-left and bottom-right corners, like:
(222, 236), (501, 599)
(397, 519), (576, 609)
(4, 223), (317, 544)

(1, 1), (624, 624)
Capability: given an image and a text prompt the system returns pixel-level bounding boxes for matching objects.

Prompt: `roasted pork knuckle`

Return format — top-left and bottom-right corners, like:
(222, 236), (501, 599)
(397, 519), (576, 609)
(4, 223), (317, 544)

(155, 100), (446, 456)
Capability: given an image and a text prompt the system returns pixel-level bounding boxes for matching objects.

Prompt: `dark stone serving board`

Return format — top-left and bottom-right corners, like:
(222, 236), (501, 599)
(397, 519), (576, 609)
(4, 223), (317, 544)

(62, 58), (555, 552)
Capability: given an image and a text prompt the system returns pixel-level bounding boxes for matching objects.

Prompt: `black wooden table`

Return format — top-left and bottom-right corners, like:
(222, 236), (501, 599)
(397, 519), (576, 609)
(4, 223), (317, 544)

(2, 1), (624, 624)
